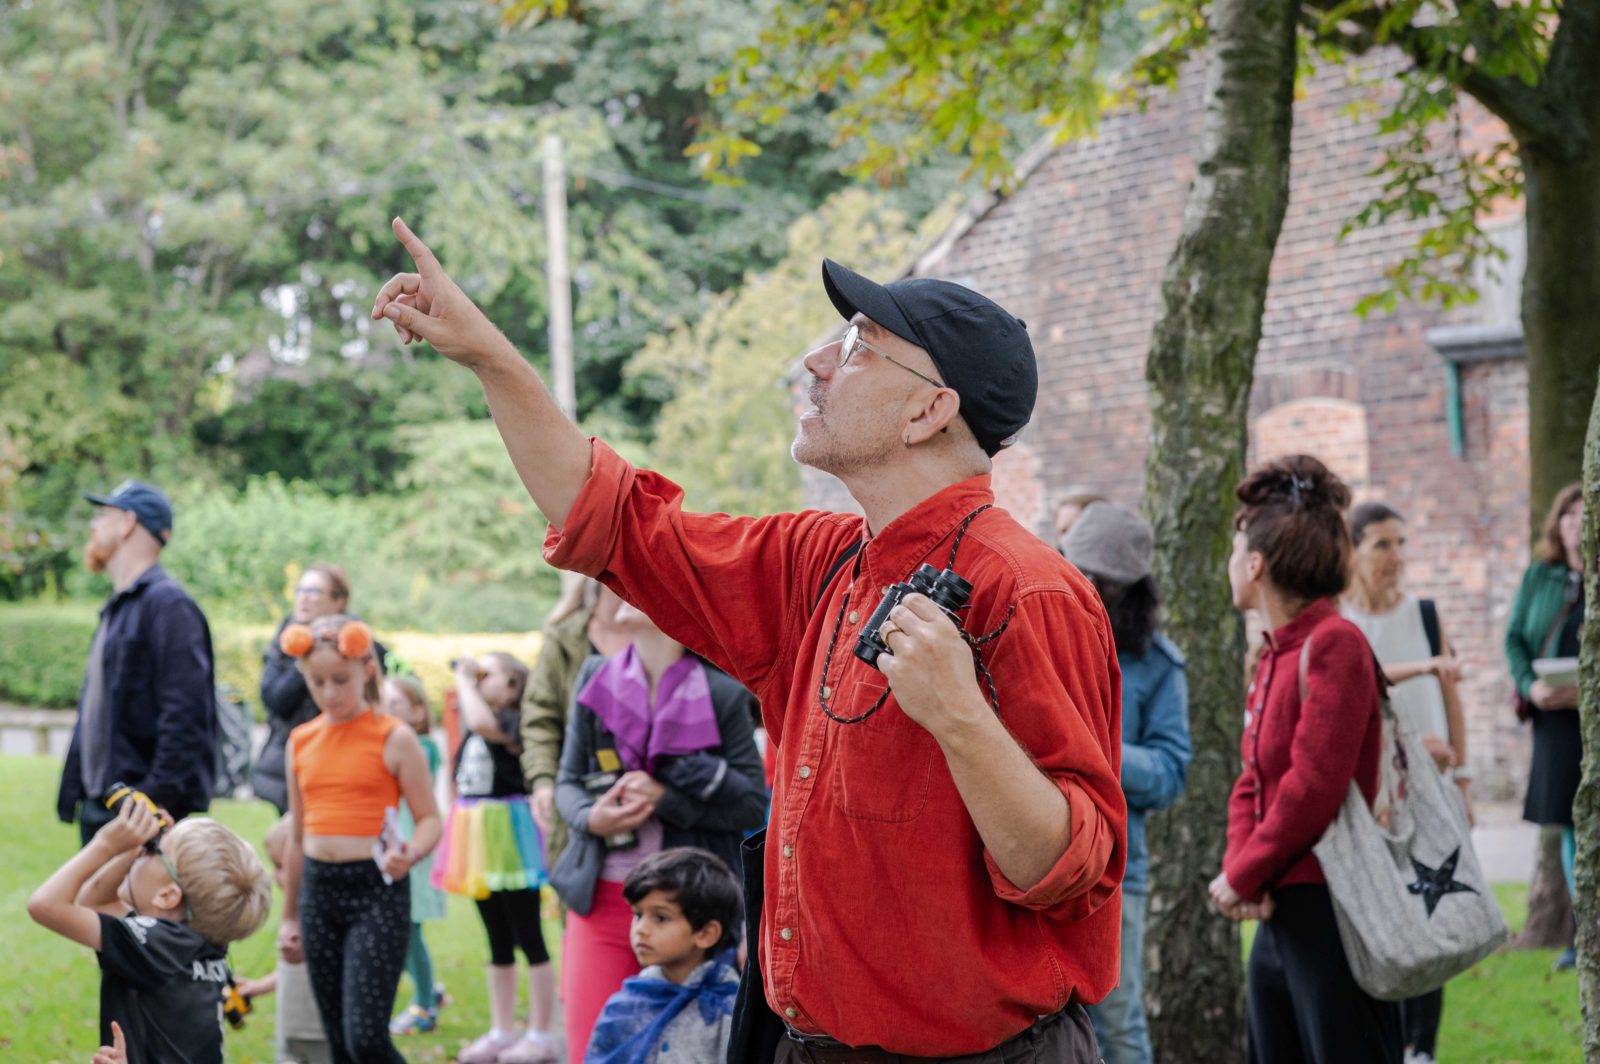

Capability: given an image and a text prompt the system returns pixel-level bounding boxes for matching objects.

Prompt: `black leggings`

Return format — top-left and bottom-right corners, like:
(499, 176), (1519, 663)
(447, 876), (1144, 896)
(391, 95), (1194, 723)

(1246, 884), (1403, 1064)
(301, 857), (411, 1063)
(1402, 986), (1444, 1056)
(475, 888), (550, 966)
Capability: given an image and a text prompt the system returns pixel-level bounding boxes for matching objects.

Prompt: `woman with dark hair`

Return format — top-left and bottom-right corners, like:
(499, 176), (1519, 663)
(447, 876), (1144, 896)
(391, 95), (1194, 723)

(254, 563), (387, 814)
(1341, 501), (1470, 1063)
(1505, 481), (1584, 970)
(1212, 455), (1402, 1063)
(1061, 503), (1190, 1064)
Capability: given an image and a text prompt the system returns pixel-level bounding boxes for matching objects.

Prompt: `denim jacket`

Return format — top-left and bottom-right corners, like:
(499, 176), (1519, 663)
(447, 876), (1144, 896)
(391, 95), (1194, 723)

(1118, 632), (1191, 891)
(57, 565), (216, 822)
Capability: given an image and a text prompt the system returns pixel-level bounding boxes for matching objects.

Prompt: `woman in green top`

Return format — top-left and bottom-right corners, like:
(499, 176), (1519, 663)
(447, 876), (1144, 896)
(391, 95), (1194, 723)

(1504, 482), (1584, 967)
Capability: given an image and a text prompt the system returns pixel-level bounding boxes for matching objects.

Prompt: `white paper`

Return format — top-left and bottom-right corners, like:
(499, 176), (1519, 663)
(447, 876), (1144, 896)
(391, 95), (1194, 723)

(372, 806), (403, 885)
(1533, 657), (1580, 687)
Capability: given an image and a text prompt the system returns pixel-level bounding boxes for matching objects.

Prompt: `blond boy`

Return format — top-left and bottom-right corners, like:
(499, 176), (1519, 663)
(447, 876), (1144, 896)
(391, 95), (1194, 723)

(29, 796), (271, 1064)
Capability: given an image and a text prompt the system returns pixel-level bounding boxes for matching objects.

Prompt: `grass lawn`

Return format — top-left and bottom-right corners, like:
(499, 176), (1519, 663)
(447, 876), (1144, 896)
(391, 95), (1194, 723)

(2, 753), (1582, 1063)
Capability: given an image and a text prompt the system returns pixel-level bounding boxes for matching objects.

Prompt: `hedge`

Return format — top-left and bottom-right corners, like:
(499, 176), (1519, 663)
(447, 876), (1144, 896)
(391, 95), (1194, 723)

(0, 603), (268, 711)
(0, 601), (541, 721)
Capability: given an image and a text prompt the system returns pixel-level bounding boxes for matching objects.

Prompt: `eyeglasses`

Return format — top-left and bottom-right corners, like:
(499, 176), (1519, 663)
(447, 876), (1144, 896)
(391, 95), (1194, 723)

(838, 323), (944, 388)
(143, 837), (193, 922)
(294, 585), (329, 597)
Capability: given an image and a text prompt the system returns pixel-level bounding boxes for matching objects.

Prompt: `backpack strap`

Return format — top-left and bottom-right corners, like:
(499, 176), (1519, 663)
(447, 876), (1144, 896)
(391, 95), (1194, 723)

(1419, 598), (1442, 657)
(813, 541), (863, 612)
(1298, 634), (1312, 702)
(1297, 623), (1389, 703)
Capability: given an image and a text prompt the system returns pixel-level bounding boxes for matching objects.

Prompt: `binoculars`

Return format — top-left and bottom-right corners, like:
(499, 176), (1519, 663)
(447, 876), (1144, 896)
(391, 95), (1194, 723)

(104, 782), (163, 821)
(449, 658), (489, 680)
(854, 564), (973, 668)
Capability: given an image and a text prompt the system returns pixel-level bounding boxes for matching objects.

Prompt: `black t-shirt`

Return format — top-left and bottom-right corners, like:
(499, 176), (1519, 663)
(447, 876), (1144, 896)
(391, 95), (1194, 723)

(454, 708), (527, 798)
(97, 912), (229, 1064)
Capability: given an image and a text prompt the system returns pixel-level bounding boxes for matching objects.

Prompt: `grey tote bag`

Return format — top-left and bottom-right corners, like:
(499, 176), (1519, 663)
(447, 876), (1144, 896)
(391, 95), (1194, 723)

(1305, 637), (1509, 1000)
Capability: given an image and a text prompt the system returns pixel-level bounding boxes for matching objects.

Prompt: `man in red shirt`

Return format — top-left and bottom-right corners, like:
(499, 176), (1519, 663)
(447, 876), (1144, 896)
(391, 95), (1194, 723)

(374, 218), (1125, 1063)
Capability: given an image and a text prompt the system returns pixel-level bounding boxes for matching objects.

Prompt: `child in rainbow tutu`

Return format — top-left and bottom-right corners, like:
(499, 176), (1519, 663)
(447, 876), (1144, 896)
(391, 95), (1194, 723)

(436, 652), (559, 1064)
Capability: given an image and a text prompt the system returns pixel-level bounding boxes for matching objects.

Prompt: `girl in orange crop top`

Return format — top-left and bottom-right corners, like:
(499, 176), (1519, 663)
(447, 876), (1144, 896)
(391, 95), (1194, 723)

(275, 614), (440, 1063)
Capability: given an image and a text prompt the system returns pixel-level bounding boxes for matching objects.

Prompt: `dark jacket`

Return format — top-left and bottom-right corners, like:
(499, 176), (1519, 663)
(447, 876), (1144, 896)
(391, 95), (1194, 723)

(552, 653), (767, 915)
(57, 565), (216, 823)
(252, 615), (388, 814)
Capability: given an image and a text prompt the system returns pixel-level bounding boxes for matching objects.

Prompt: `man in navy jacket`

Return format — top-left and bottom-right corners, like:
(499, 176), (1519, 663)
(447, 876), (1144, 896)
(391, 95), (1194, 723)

(56, 481), (216, 843)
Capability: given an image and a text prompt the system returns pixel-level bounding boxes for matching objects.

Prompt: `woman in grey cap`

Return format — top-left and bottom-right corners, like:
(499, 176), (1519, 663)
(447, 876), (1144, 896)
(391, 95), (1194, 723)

(1061, 503), (1192, 1064)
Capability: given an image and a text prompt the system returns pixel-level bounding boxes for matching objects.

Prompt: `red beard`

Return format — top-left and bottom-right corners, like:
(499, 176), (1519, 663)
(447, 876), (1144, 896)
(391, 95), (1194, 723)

(83, 536), (113, 574)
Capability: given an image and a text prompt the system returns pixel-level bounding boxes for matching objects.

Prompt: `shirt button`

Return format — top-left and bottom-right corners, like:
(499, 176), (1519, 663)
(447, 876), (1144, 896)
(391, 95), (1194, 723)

(798, 765), (811, 779)
(783, 844), (793, 857)
(785, 1008), (797, 1019)
(781, 927), (794, 941)
(822, 686), (832, 698)
(847, 611), (858, 623)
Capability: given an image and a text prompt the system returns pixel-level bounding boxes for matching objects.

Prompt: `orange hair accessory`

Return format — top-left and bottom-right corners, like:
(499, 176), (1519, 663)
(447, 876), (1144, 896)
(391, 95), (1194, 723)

(336, 621), (374, 659)
(280, 624), (315, 658)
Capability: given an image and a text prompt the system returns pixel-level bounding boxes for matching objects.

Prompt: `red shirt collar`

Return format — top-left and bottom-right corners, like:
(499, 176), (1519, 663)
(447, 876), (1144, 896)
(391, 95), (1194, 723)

(856, 474), (997, 589)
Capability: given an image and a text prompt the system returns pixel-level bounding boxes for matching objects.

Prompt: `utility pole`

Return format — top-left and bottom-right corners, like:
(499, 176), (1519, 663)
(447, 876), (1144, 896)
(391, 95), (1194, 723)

(543, 132), (584, 606)
(543, 133), (575, 419)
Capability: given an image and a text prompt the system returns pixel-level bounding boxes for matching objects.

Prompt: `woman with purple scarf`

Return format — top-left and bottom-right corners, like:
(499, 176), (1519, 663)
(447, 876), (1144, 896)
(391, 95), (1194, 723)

(551, 601), (768, 1064)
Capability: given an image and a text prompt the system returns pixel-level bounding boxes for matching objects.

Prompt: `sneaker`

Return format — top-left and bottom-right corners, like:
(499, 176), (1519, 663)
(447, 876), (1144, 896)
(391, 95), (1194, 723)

(1555, 946), (1577, 971)
(457, 1030), (519, 1064)
(498, 1030), (560, 1064)
(389, 1004), (438, 1036)
(434, 982), (452, 1010)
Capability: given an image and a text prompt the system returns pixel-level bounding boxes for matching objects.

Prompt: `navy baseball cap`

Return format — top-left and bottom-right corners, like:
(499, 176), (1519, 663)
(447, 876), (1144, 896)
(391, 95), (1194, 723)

(84, 480), (173, 545)
(821, 259), (1037, 455)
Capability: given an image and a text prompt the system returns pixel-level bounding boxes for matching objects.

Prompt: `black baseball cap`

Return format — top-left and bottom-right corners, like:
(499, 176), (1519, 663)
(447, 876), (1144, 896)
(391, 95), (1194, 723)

(84, 480), (173, 545)
(821, 259), (1036, 455)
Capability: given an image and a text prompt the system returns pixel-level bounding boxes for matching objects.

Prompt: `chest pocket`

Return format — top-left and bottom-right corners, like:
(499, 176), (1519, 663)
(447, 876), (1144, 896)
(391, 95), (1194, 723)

(830, 674), (937, 823)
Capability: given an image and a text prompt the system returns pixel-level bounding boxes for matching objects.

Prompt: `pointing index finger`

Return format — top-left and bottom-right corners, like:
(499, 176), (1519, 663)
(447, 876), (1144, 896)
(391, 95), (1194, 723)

(391, 217), (442, 277)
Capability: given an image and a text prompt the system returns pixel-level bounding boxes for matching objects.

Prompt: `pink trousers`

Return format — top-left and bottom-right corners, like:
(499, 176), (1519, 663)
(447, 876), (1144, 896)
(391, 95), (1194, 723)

(561, 879), (642, 1064)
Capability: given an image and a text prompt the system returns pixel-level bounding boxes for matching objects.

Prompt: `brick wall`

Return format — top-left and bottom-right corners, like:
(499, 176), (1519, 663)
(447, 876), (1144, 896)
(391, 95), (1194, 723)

(806, 54), (1533, 796)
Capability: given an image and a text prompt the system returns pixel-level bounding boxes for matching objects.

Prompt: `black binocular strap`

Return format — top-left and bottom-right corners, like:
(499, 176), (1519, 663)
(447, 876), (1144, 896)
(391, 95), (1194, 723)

(812, 540), (862, 612)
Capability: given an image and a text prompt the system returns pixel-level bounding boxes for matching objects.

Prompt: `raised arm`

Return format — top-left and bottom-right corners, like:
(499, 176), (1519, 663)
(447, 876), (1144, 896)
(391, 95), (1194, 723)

(372, 218), (591, 530)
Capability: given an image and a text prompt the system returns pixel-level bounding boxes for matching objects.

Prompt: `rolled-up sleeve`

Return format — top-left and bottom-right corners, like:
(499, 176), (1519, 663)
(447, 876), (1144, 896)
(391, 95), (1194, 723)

(985, 775), (1115, 910)
(976, 586), (1126, 921)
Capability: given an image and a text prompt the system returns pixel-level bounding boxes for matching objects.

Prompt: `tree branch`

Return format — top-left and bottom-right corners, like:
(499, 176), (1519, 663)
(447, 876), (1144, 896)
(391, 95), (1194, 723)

(1543, 0), (1600, 140)
(1302, 0), (1578, 149)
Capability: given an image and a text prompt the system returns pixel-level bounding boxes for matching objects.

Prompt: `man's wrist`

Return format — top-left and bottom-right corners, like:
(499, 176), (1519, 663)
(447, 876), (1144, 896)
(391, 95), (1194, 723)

(931, 692), (1001, 753)
(473, 332), (525, 377)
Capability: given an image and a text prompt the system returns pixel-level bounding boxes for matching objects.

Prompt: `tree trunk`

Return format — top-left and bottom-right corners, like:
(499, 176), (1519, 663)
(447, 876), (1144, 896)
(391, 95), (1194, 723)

(1139, 0), (1300, 1056)
(1510, 826), (1575, 949)
(1510, 111), (1600, 995)
(1520, 146), (1600, 523)
(1581, 366), (1600, 1061)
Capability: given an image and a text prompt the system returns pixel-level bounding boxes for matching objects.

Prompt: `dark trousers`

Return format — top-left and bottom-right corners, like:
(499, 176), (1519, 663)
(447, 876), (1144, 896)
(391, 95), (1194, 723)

(301, 858), (410, 1064)
(1246, 884), (1402, 1064)
(78, 798), (117, 846)
(1401, 987), (1443, 1057)
(774, 1006), (1101, 1064)
(475, 888), (551, 966)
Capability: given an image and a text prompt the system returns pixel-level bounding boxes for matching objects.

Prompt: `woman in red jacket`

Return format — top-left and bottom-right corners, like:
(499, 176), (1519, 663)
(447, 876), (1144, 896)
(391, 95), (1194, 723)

(1210, 456), (1402, 1064)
